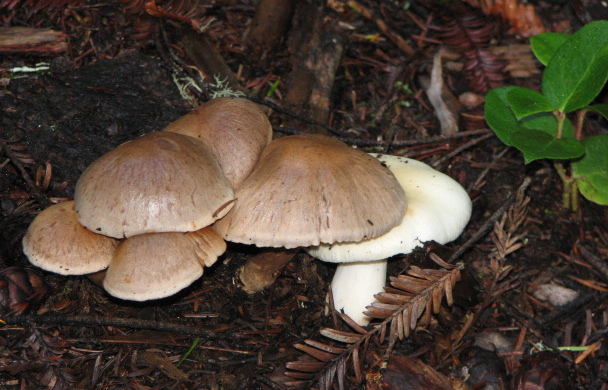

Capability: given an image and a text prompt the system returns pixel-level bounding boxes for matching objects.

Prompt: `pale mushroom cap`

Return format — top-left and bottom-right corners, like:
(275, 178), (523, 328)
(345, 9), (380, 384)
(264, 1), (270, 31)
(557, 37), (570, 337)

(74, 131), (234, 238)
(103, 227), (226, 301)
(164, 97), (273, 187)
(23, 201), (118, 275)
(306, 155), (472, 262)
(213, 134), (407, 248)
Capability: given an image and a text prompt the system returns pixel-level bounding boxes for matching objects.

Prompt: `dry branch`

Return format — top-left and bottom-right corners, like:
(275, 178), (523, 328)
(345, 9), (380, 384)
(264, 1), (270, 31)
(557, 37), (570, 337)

(2, 314), (224, 339)
(0, 27), (67, 55)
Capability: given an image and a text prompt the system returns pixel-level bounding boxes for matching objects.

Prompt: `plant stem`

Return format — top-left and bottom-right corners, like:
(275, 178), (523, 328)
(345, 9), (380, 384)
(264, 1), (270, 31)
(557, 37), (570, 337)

(570, 180), (580, 212)
(554, 161), (576, 210)
(554, 110), (566, 139)
(575, 109), (587, 140)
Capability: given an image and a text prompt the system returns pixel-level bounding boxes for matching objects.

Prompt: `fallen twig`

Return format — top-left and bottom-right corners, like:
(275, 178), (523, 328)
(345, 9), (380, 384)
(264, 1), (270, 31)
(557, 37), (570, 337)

(2, 314), (225, 339)
(347, 0), (416, 56)
(579, 246), (608, 282)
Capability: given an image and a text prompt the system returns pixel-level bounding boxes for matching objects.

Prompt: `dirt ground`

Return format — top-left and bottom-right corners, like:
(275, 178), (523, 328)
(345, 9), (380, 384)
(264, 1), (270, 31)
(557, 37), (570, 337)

(1, 1), (607, 389)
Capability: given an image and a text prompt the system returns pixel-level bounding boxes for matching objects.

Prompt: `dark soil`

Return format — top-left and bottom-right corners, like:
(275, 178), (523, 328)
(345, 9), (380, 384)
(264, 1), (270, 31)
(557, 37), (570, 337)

(1, 1), (607, 389)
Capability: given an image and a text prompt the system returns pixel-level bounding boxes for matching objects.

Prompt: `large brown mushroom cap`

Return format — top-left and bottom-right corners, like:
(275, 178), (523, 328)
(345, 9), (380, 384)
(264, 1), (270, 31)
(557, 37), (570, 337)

(74, 131), (234, 239)
(213, 134), (406, 248)
(102, 227), (226, 301)
(23, 201), (118, 275)
(164, 97), (272, 187)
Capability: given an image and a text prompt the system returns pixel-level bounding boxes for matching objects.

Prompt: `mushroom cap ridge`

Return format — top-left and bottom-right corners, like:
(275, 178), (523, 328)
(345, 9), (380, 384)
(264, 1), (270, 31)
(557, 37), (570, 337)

(74, 131), (234, 239)
(213, 134), (407, 248)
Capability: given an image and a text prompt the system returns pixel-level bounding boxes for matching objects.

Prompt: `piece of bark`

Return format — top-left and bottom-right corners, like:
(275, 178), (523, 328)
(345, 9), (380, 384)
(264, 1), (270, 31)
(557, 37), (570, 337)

(246, 0), (297, 54)
(283, 0), (345, 134)
(0, 27), (67, 55)
(239, 249), (299, 293)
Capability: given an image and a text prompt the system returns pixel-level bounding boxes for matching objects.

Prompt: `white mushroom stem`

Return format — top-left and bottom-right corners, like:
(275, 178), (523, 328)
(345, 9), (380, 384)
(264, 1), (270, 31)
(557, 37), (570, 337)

(331, 259), (387, 326)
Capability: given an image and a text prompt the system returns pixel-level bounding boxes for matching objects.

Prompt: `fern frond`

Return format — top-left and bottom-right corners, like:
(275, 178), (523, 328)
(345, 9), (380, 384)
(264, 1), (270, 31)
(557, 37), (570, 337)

(285, 253), (462, 388)
(367, 256), (462, 347)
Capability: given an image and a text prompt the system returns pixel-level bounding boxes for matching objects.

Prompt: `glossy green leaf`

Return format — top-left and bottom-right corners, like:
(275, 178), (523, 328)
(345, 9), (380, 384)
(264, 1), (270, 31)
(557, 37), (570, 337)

(542, 21), (608, 113)
(587, 104), (608, 121)
(572, 135), (608, 205)
(519, 112), (576, 139)
(507, 87), (554, 119)
(484, 86), (520, 146)
(530, 32), (570, 66)
(510, 129), (584, 163)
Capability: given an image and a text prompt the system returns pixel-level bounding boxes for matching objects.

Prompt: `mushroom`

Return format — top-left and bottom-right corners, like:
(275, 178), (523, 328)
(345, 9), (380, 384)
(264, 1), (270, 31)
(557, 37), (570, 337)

(213, 134), (406, 248)
(306, 154), (472, 325)
(163, 97), (273, 187)
(213, 134), (406, 294)
(103, 227), (226, 301)
(74, 131), (234, 239)
(23, 200), (118, 275)
(24, 130), (234, 301)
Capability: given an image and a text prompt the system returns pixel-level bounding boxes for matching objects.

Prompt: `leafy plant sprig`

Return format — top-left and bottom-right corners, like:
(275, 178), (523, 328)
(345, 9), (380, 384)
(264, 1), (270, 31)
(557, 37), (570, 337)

(484, 21), (608, 211)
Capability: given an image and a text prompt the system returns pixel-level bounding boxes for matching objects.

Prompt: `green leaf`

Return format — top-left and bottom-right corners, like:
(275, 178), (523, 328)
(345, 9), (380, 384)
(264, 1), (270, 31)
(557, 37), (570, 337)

(520, 112), (576, 139)
(484, 86), (520, 146)
(542, 21), (608, 113)
(572, 135), (608, 205)
(531, 32), (570, 66)
(510, 129), (584, 163)
(587, 104), (608, 121)
(507, 87), (554, 119)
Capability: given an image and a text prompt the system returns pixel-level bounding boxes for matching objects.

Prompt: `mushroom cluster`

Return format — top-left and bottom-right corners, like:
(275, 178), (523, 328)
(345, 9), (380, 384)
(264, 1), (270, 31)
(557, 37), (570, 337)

(23, 97), (272, 300)
(23, 97), (471, 326)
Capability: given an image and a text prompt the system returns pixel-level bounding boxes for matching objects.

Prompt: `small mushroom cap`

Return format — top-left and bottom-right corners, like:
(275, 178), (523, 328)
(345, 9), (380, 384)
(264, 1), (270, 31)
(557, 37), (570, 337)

(164, 97), (273, 187)
(102, 227), (226, 301)
(213, 134), (406, 248)
(74, 131), (234, 238)
(306, 155), (472, 262)
(23, 201), (118, 275)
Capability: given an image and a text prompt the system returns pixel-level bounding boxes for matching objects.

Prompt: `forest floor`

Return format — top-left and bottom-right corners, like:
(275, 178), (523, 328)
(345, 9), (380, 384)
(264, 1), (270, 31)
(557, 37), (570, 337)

(1, 1), (607, 389)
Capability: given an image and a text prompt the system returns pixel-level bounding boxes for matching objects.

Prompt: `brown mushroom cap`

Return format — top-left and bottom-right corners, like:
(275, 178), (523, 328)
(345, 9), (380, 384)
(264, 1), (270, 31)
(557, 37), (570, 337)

(23, 201), (118, 275)
(164, 97), (272, 187)
(74, 131), (234, 239)
(213, 134), (406, 248)
(102, 227), (226, 301)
